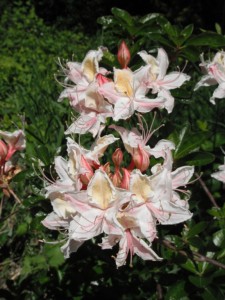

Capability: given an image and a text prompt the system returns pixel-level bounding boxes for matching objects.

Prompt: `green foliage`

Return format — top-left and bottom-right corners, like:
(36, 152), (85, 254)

(1, 4), (225, 300)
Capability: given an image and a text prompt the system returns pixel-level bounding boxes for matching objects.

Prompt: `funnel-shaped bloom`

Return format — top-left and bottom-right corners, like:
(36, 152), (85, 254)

(136, 48), (190, 112)
(99, 68), (165, 121)
(195, 51), (225, 104)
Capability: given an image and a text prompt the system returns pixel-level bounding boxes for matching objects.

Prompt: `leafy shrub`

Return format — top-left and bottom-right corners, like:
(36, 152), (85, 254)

(1, 5), (225, 300)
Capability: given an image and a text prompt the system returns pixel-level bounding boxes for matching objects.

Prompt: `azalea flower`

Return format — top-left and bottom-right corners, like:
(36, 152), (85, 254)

(195, 51), (225, 104)
(65, 82), (113, 137)
(59, 48), (107, 104)
(0, 129), (26, 161)
(99, 68), (165, 121)
(136, 48), (190, 112)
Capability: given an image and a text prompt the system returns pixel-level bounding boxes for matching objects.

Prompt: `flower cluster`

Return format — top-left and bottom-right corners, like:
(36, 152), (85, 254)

(0, 129), (26, 200)
(42, 42), (194, 267)
(58, 43), (190, 137)
(195, 51), (225, 104)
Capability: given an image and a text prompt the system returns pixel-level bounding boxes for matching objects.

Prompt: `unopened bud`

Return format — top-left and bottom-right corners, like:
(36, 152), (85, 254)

(111, 170), (122, 187)
(112, 148), (123, 167)
(120, 168), (130, 190)
(133, 145), (150, 172)
(117, 41), (131, 69)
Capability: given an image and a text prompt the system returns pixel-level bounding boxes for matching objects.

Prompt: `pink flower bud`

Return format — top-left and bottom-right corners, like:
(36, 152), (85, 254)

(112, 148), (123, 167)
(111, 170), (122, 187)
(120, 168), (130, 190)
(100, 162), (111, 175)
(132, 145), (150, 172)
(0, 140), (8, 164)
(117, 41), (131, 69)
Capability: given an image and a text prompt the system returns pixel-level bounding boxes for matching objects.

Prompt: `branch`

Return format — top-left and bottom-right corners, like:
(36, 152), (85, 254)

(159, 238), (225, 271)
(195, 172), (219, 208)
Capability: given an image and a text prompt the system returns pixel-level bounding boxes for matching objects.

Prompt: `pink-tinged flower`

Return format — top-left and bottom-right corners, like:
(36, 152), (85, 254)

(65, 82), (113, 137)
(99, 68), (165, 121)
(99, 197), (160, 267)
(100, 229), (161, 268)
(195, 51), (225, 104)
(65, 169), (130, 243)
(211, 159), (225, 183)
(129, 169), (192, 225)
(67, 133), (119, 167)
(45, 156), (82, 197)
(136, 48), (190, 112)
(117, 40), (131, 69)
(151, 151), (194, 209)
(0, 129), (26, 161)
(58, 48), (110, 116)
(42, 211), (70, 230)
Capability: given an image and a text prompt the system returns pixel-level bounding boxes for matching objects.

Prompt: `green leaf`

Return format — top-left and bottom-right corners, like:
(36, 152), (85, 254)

(139, 13), (164, 24)
(163, 21), (180, 38)
(111, 7), (134, 27)
(146, 32), (174, 47)
(44, 244), (65, 268)
(181, 259), (199, 274)
(181, 46), (200, 62)
(213, 229), (225, 247)
(16, 223), (28, 236)
(188, 275), (212, 288)
(184, 151), (215, 166)
(181, 24), (194, 41)
(35, 145), (52, 165)
(169, 126), (209, 160)
(186, 32), (225, 48)
(187, 222), (208, 239)
(165, 281), (188, 300)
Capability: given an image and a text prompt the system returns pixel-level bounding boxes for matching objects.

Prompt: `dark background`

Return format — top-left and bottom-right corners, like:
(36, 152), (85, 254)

(1, 0), (225, 33)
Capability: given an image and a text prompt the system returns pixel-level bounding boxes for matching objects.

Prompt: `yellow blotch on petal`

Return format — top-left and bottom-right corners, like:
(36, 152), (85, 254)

(114, 69), (134, 98)
(130, 175), (151, 202)
(82, 57), (97, 82)
(117, 212), (137, 229)
(91, 172), (113, 209)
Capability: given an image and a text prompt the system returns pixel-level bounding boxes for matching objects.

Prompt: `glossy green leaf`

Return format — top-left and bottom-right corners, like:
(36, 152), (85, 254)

(184, 151), (215, 166)
(181, 24), (194, 41)
(186, 32), (225, 47)
(169, 126), (209, 160)
(111, 7), (134, 26)
(187, 222), (208, 238)
(188, 275), (212, 288)
(165, 281), (188, 300)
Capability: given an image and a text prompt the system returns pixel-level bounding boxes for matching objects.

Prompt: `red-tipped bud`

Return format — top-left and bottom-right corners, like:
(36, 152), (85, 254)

(0, 140), (8, 164)
(120, 168), (130, 190)
(132, 145), (150, 172)
(112, 148), (123, 167)
(117, 41), (131, 69)
(100, 162), (111, 175)
(111, 170), (122, 187)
